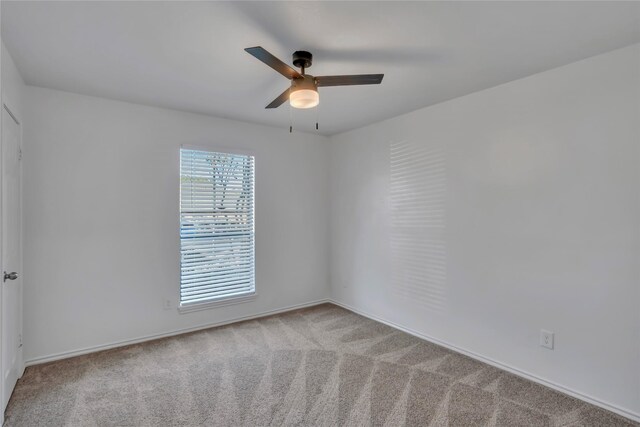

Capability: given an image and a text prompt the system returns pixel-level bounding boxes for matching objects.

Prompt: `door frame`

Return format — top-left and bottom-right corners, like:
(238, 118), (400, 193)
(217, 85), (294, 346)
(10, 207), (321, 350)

(1, 99), (24, 414)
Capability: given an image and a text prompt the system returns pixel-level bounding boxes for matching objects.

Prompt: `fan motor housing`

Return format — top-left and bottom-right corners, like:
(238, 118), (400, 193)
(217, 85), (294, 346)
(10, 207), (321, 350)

(292, 51), (313, 69)
(291, 75), (317, 91)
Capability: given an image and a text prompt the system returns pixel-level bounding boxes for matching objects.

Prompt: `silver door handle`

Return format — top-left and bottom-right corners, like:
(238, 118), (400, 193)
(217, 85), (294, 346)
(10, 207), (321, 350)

(3, 271), (18, 282)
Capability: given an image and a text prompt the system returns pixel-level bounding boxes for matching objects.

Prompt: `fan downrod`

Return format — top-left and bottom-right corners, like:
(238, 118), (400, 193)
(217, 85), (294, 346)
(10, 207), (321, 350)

(292, 51), (312, 73)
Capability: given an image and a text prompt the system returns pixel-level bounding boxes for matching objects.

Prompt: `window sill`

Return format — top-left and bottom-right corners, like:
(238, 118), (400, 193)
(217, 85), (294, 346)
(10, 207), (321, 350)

(178, 292), (257, 314)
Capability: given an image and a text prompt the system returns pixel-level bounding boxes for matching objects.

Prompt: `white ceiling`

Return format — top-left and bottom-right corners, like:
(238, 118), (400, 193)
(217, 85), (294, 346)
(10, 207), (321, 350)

(2, 1), (640, 135)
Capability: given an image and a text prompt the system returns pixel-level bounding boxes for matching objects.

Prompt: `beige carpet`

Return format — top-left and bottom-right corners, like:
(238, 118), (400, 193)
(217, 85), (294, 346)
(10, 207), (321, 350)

(5, 303), (637, 426)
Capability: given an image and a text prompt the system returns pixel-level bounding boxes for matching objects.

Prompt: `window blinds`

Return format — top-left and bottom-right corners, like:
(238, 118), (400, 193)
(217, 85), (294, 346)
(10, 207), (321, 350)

(180, 149), (255, 306)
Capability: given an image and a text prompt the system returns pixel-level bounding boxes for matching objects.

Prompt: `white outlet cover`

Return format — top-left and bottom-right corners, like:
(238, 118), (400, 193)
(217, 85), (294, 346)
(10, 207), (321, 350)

(540, 329), (554, 349)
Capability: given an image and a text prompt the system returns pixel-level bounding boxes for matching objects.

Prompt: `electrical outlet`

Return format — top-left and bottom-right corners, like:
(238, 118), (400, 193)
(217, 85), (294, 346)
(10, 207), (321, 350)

(540, 329), (554, 349)
(163, 299), (172, 310)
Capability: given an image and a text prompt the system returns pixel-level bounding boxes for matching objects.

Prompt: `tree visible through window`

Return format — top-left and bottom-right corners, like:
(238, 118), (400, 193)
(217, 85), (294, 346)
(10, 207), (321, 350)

(179, 149), (255, 306)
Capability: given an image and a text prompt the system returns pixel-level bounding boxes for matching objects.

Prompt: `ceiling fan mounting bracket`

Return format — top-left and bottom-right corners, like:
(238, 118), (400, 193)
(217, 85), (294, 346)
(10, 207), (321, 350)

(292, 51), (313, 70)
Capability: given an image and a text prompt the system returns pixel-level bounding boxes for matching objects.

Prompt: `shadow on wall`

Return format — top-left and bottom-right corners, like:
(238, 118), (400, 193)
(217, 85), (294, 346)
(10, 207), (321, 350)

(390, 140), (447, 313)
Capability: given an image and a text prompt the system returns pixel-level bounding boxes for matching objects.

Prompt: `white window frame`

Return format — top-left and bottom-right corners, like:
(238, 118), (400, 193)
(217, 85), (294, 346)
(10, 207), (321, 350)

(178, 145), (256, 313)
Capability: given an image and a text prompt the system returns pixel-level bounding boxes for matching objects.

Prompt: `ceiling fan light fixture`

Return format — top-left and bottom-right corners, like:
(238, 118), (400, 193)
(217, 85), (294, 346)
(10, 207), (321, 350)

(290, 87), (319, 109)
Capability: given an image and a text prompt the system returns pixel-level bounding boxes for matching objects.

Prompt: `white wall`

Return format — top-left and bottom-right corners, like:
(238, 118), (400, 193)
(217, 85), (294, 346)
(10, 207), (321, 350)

(1, 41), (25, 118)
(330, 44), (640, 418)
(23, 87), (330, 362)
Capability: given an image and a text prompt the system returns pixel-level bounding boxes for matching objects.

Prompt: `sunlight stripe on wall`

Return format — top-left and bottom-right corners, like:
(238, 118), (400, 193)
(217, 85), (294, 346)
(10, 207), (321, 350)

(390, 140), (447, 313)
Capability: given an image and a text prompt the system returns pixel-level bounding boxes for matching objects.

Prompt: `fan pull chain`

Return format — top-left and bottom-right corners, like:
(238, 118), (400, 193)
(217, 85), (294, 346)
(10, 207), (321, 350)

(289, 102), (293, 133)
(316, 101), (319, 131)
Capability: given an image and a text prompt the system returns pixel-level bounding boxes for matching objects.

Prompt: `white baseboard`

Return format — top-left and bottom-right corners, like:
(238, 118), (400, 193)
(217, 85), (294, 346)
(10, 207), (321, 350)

(24, 298), (330, 367)
(328, 299), (640, 423)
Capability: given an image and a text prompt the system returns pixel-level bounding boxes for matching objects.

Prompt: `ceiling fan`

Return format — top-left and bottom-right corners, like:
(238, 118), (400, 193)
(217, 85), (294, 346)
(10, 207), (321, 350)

(245, 46), (384, 110)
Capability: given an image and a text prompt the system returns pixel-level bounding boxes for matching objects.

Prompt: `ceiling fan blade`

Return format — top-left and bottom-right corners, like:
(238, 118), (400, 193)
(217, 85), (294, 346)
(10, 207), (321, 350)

(245, 46), (302, 80)
(316, 74), (384, 87)
(266, 87), (290, 109)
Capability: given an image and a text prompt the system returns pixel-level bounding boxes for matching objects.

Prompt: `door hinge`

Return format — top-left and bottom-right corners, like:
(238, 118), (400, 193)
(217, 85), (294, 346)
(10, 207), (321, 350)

(18, 333), (23, 348)
(18, 147), (23, 161)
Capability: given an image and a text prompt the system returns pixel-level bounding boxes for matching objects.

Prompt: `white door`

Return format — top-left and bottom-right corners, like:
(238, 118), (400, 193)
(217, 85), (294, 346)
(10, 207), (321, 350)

(1, 104), (22, 413)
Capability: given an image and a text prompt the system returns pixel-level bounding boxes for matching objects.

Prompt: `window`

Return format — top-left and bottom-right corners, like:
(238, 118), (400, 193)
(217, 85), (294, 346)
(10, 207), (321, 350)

(179, 148), (255, 308)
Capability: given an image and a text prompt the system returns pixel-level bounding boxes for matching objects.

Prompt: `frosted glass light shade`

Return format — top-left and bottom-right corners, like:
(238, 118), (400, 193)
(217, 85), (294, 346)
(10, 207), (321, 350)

(290, 89), (319, 109)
